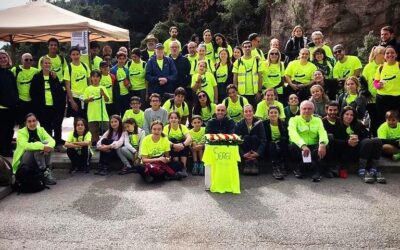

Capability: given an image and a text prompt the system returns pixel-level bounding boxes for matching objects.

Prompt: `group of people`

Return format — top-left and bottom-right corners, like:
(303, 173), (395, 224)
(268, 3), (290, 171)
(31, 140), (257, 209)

(1, 24), (400, 186)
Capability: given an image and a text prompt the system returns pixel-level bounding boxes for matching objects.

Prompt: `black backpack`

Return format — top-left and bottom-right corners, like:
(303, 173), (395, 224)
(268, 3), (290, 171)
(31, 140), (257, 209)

(0, 156), (12, 186)
(13, 164), (48, 194)
(224, 96), (244, 109)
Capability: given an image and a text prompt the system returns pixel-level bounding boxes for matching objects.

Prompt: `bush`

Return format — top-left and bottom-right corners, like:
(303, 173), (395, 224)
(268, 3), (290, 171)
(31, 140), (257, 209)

(357, 31), (380, 64)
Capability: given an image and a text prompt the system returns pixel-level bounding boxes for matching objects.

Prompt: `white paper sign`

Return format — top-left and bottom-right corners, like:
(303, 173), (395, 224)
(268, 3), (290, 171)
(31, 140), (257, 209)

(71, 31), (88, 55)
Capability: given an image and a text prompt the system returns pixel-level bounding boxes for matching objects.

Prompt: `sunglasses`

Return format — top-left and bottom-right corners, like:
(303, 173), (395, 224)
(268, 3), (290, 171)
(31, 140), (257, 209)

(24, 59), (33, 62)
(269, 52), (279, 56)
(243, 46), (251, 49)
(198, 94), (206, 98)
(334, 50), (342, 54)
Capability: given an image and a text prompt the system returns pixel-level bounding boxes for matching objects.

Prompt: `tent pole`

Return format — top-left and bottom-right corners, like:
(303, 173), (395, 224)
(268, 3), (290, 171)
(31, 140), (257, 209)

(88, 30), (92, 70)
(10, 35), (16, 66)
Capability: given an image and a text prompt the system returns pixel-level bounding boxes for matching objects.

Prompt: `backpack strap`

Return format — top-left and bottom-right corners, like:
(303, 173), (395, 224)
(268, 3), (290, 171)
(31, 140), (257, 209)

(224, 98), (229, 108)
(142, 61), (146, 69)
(239, 96), (244, 107)
(15, 65), (22, 79)
(127, 61), (132, 68)
(58, 54), (65, 70)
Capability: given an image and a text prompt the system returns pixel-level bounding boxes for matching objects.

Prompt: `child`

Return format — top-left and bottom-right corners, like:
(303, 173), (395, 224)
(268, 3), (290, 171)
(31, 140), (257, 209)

(99, 61), (119, 117)
(163, 112), (192, 176)
(122, 96), (145, 128)
(378, 110), (400, 161)
(110, 51), (131, 115)
(284, 93), (299, 124)
(64, 118), (92, 173)
(117, 118), (145, 174)
(143, 93), (168, 135)
(84, 70), (110, 144)
(162, 87), (190, 124)
(189, 115), (206, 175)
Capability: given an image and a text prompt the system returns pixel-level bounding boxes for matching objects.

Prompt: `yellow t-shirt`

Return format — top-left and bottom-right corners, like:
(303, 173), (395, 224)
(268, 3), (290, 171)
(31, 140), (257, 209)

(162, 99), (190, 117)
(270, 124), (281, 141)
(309, 44), (334, 61)
(163, 124), (189, 141)
(251, 48), (265, 61)
(44, 75), (53, 106)
(11, 66), (39, 101)
(345, 94), (357, 105)
(215, 64), (229, 84)
(333, 55), (362, 80)
(223, 96), (249, 123)
(83, 85), (109, 122)
(38, 55), (65, 81)
(116, 67), (129, 96)
(215, 45), (233, 61)
(163, 38), (181, 56)
(362, 60), (379, 101)
(63, 63), (90, 97)
(377, 122), (400, 140)
(92, 56), (103, 71)
(191, 72), (217, 102)
(204, 42), (215, 63)
(193, 103), (216, 122)
(263, 62), (285, 94)
(140, 135), (170, 158)
(255, 100), (286, 120)
(189, 127), (205, 143)
(128, 60), (146, 91)
(100, 74), (113, 104)
(374, 62), (400, 96)
(122, 109), (145, 128)
(285, 60), (317, 84)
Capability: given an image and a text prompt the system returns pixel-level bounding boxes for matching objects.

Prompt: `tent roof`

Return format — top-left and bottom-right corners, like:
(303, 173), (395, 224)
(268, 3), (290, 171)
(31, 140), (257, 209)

(0, 1), (130, 43)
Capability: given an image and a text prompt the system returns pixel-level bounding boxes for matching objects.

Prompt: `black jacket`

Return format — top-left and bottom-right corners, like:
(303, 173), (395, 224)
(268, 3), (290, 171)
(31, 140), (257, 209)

(140, 49), (153, 62)
(337, 93), (367, 120)
(380, 39), (400, 61)
(30, 71), (66, 114)
(284, 36), (309, 63)
(205, 116), (235, 134)
(322, 117), (340, 135)
(263, 119), (289, 145)
(0, 68), (18, 108)
(235, 117), (266, 156)
(170, 54), (191, 90)
(334, 120), (370, 145)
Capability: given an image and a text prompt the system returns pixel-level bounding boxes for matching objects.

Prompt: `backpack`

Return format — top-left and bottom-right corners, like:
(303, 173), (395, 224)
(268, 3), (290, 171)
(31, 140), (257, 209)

(0, 156), (12, 186)
(13, 164), (49, 194)
(169, 98), (186, 111)
(224, 96), (244, 109)
(127, 60), (146, 70)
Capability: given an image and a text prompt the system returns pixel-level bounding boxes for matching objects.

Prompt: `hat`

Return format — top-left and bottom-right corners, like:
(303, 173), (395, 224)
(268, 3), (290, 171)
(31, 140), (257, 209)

(333, 44), (345, 52)
(99, 61), (108, 68)
(155, 43), (164, 49)
(145, 34), (158, 43)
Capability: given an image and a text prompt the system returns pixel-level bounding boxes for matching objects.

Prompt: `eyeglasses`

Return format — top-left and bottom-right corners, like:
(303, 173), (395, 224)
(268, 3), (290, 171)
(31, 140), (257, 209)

(24, 59), (33, 62)
(333, 50), (342, 54)
(269, 53), (279, 56)
(243, 46), (251, 49)
(198, 94), (206, 98)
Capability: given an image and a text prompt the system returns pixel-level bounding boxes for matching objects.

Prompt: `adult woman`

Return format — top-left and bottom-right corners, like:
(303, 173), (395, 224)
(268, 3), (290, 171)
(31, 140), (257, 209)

(285, 48), (318, 101)
(95, 115), (125, 176)
(192, 91), (216, 124)
(374, 46), (400, 125)
(232, 46), (243, 64)
(191, 60), (218, 103)
(30, 56), (66, 150)
(0, 50), (19, 157)
(308, 31), (334, 61)
(140, 120), (184, 183)
(255, 88), (285, 120)
(223, 84), (249, 123)
(191, 44), (215, 74)
(202, 29), (215, 63)
(309, 84), (330, 117)
(263, 106), (289, 180)
(337, 76), (367, 120)
(333, 106), (384, 183)
(212, 33), (233, 62)
(263, 48), (285, 102)
(362, 46), (385, 135)
(284, 25), (309, 64)
(235, 104), (266, 175)
(310, 70), (337, 101)
(214, 49), (233, 103)
(163, 112), (192, 175)
(312, 48), (334, 79)
(12, 113), (57, 185)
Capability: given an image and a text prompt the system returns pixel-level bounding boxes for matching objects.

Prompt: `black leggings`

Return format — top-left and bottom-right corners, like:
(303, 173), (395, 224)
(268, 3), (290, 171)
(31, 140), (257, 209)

(336, 138), (382, 167)
(67, 147), (91, 171)
(0, 108), (16, 156)
(268, 141), (288, 162)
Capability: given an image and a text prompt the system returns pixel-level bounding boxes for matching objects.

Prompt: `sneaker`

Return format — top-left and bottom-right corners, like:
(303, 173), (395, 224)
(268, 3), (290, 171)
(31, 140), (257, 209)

(272, 167), (284, 180)
(43, 168), (57, 185)
(179, 169), (189, 178)
(311, 172), (321, 182)
(393, 153), (400, 161)
(358, 168), (366, 178)
(364, 171), (375, 184)
(118, 166), (134, 175)
(192, 162), (199, 176)
(243, 162), (251, 175)
(293, 167), (303, 179)
(198, 162), (205, 176)
(376, 172), (387, 184)
(144, 175), (154, 183)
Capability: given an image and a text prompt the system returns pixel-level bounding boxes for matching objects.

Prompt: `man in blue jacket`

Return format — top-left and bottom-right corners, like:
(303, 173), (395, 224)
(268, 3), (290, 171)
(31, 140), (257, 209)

(145, 43), (177, 102)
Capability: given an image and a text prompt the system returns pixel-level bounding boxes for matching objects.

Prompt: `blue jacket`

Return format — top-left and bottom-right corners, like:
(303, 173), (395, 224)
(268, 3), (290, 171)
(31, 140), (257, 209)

(145, 56), (177, 96)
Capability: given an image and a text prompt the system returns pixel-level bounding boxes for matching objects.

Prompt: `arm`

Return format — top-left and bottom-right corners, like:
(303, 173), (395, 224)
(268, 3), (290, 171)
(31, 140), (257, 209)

(165, 59), (178, 83)
(288, 117), (306, 148)
(110, 132), (126, 149)
(145, 60), (159, 84)
(123, 133), (136, 154)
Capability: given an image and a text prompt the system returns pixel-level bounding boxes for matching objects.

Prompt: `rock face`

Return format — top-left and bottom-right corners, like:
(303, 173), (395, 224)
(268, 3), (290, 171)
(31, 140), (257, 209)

(269, 0), (400, 53)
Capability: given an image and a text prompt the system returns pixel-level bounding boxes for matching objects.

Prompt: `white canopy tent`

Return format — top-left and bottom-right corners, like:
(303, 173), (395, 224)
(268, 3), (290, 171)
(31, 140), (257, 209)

(0, 1), (130, 43)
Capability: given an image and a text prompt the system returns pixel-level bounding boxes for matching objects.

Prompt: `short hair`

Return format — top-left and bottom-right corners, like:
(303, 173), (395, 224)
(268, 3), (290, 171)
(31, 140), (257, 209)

(241, 40), (251, 46)
(149, 93), (161, 101)
(300, 100), (315, 109)
(243, 104), (254, 111)
(226, 84), (238, 94)
(174, 87), (186, 96)
(311, 31), (324, 39)
(381, 26), (394, 34)
(325, 101), (339, 109)
(131, 48), (141, 57)
(130, 96), (141, 103)
(169, 26), (178, 32)
(385, 110), (399, 120)
(191, 115), (203, 122)
(268, 105), (280, 114)
(203, 29), (211, 36)
(248, 33), (259, 41)
(313, 47), (327, 60)
(90, 70), (102, 78)
(116, 51), (127, 58)
(69, 46), (80, 55)
(90, 41), (100, 49)
(47, 37), (59, 46)
(168, 111), (181, 120)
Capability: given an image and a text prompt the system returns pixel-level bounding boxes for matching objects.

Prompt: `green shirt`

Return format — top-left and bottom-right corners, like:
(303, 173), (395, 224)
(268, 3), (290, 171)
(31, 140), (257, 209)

(270, 124), (281, 141)
(11, 66), (39, 101)
(190, 58), (216, 75)
(232, 57), (263, 95)
(122, 109), (145, 128)
(191, 72), (217, 103)
(128, 60), (146, 90)
(83, 85), (109, 122)
(116, 67), (130, 96)
(263, 62), (285, 94)
(187, 54), (199, 75)
(92, 55), (103, 71)
(162, 99), (190, 117)
(255, 100), (285, 120)
(204, 42), (215, 63)
(215, 45), (233, 61)
(163, 124), (189, 141)
(193, 103), (216, 123)
(333, 55), (362, 80)
(374, 62), (400, 96)
(377, 122), (400, 140)
(100, 74), (113, 104)
(38, 54), (65, 81)
(189, 127), (205, 143)
(140, 135), (170, 158)
(223, 96), (249, 123)
(44, 75), (53, 106)
(251, 48), (265, 61)
(362, 60), (379, 102)
(163, 38), (181, 56)
(345, 94), (357, 105)
(215, 64), (228, 84)
(288, 115), (329, 147)
(285, 60), (317, 84)
(66, 131), (93, 154)
(63, 62), (90, 97)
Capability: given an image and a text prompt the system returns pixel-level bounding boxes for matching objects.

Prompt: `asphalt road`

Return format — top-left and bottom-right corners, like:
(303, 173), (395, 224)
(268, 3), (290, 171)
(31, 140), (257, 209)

(1, 171), (400, 249)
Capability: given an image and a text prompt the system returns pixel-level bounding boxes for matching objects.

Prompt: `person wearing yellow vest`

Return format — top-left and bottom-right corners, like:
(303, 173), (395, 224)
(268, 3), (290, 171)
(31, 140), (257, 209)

(233, 40), (264, 107)
(374, 46), (400, 125)
(361, 46), (386, 135)
(89, 41), (103, 71)
(332, 44), (362, 92)
(308, 31), (334, 61)
(163, 26), (181, 56)
(192, 60), (218, 104)
(248, 33), (265, 61)
(111, 51), (131, 115)
(215, 48), (233, 103)
(263, 48), (285, 102)
(285, 48), (318, 101)
(128, 48), (147, 102)
(64, 47), (90, 120)
(12, 53), (39, 126)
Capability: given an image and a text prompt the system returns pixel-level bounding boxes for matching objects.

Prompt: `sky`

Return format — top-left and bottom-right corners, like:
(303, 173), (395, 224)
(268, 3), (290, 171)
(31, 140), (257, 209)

(0, 0), (29, 48)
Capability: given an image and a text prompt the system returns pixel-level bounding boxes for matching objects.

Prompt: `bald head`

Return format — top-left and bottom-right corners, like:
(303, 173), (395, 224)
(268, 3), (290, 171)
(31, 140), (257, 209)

(21, 53), (33, 68)
(216, 104), (227, 120)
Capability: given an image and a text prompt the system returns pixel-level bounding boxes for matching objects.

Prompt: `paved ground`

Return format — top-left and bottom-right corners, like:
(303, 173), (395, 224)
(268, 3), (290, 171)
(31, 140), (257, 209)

(1, 171), (400, 249)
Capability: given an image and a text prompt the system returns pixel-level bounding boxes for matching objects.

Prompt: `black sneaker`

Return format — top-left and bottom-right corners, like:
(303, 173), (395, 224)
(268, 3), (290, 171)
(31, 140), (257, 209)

(144, 175), (154, 183)
(119, 166), (134, 175)
(293, 168), (303, 179)
(376, 172), (386, 184)
(364, 171), (375, 184)
(311, 172), (321, 182)
(44, 169), (57, 185)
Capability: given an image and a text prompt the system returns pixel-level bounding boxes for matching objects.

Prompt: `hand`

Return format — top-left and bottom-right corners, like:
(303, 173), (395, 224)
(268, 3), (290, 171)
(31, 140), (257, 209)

(159, 77), (167, 85)
(318, 144), (326, 159)
(377, 80), (385, 89)
(100, 88), (105, 97)
(250, 151), (259, 159)
(70, 99), (79, 111)
(88, 96), (94, 102)
(99, 145), (111, 152)
(159, 156), (169, 163)
(43, 145), (53, 153)
(290, 84), (299, 91)
(173, 143), (184, 152)
(50, 71), (57, 79)
(243, 152), (252, 160)
(301, 145), (310, 157)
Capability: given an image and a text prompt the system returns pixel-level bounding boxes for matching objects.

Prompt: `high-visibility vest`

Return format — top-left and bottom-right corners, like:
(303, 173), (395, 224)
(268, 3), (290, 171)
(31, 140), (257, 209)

(236, 57), (260, 95)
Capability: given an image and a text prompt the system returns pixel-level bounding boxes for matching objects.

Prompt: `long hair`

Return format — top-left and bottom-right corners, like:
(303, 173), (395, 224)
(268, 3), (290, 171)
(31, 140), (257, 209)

(340, 106), (358, 129)
(193, 91), (212, 116)
(345, 76), (360, 94)
(73, 118), (89, 138)
(266, 48), (282, 67)
(107, 115), (123, 140)
(368, 46), (385, 63)
(150, 120), (165, 137)
(215, 48), (232, 70)
(123, 118), (138, 135)
(309, 84), (329, 103)
(212, 33), (228, 50)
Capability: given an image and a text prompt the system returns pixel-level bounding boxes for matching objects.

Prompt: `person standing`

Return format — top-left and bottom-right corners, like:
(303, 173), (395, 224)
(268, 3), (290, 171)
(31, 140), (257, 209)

(284, 26), (309, 64)
(163, 26), (181, 56)
(38, 38), (67, 82)
(379, 26), (400, 60)
(111, 51), (131, 115)
(90, 41), (103, 71)
(128, 48), (147, 102)
(248, 33), (265, 61)
(141, 34), (158, 62)
(169, 41), (191, 93)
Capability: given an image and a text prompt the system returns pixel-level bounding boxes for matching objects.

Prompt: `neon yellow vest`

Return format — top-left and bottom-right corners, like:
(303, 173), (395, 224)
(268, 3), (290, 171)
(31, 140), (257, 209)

(236, 58), (259, 95)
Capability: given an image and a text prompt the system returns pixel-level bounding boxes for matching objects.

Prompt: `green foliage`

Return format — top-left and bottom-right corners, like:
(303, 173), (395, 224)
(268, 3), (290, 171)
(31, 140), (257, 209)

(357, 31), (380, 64)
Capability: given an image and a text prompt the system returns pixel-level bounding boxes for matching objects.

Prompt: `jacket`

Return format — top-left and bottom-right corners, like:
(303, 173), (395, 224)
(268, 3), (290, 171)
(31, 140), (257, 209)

(12, 126), (55, 173)
(235, 117), (266, 156)
(288, 115), (329, 147)
(0, 68), (19, 108)
(170, 54), (191, 89)
(263, 119), (289, 145)
(145, 56), (177, 96)
(337, 92), (367, 120)
(333, 120), (370, 145)
(284, 36), (309, 63)
(205, 116), (235, 134)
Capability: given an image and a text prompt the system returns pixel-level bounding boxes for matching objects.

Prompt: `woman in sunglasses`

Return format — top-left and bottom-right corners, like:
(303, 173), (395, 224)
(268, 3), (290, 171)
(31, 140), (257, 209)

(192, 91), (216, 125)
(263, 48), (285, 102)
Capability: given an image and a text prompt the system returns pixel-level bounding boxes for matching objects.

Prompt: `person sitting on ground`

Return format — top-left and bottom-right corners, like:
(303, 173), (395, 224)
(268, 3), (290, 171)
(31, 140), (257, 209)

(310, 70), (337, 101)
(117, 118), (145, 175)
(12, 113), (57, 185)
(192, 91), (216, 125)
(264, 106), (289, 180)
(206, 104), (235, 134)
(377, 110), (400, 161)
(162, 87), (190, 124)
(284, 93), (300, 124)
(189, 115), (206, 176)
(333, 106), (385, 184)
(163, 112), (192, 177)
(122, 96), (145, 128)
(223, 84), (249, 123)
(255, 88), (285, 120)
(143, 93), (168, 135)
(288, 101), (328, 182)
(337, 76), (367, 120)
(64, 118), (92, 174)
(235, 104), (266, 175)
(309, 84), (330, 117)
(322, 101), (341, 177)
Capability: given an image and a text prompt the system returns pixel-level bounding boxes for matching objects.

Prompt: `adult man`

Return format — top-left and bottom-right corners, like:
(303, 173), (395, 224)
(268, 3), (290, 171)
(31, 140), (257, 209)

(38, 38), (67, 81)
(206, 104), (235, 134)
(141, 34), (158, 62)
(232, 40), (263, 107)
(322, 101), (341, 177)
(163, 26), (181, 56)
(169, 41), (191, 94)
(90, 41), (103, 71)
(12, 53), (39, 126)
(288, 100), (328, 182)
(234, 104), (266, 175)
(185, 41), (198, 75)
(248, 33), (265, 61)
(379, 26), (400, 59)
(145, 43), (177, 101)
(332, 44), (362, 83)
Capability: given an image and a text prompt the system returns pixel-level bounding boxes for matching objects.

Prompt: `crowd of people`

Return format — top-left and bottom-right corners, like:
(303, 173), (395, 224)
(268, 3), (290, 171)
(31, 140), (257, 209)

(1, 24), (400, 187)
